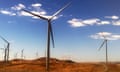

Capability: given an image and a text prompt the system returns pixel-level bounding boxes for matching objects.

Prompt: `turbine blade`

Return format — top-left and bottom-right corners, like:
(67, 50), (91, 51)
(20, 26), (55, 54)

(48, 21), (55, 48)
(0, 35), (9, 43)
(98, 40), (106, 51)
(22, 9), (48, 20)
(50, 2), (71, 20)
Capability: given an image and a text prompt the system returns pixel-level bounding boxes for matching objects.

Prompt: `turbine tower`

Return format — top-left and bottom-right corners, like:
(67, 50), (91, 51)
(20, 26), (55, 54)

(36, 52), (39, 58)
(0, 36), (10, 63)
(22, 2), (71, 72)
(21, 49), (24, 60)
(98, 35), (108, 64)
(14, 53), (18, 59)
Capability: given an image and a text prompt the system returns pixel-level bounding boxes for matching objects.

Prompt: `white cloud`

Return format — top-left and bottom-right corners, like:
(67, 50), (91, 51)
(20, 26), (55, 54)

(82, 18), (100, 25)
(98, 21), (110, 25)
(11, 3), (26, 10)
(112, 20), (120, 26)
(8, 21), (15, 24)
(105, 15), (119, 19)
(31, 3), (42, 7)
(0, 10), (16, 16)
(97, 32), (112, 36)
(90, 32), (120, 40)
(68, 18), (101, 27)
(0, 10), (11, 14)
(67, 18), (85, 27)
(12, 13), (16, 16)
(18, 11), (33, 16)
(112, 35), (120, 38)
(67, 16), (120, 27)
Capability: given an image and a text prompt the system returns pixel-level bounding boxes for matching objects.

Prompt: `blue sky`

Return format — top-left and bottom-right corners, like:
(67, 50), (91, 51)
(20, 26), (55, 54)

(0, 0), (120, 62)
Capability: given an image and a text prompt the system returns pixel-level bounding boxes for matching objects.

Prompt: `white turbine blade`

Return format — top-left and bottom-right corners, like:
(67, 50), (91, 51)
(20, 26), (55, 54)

(0, 35), (9, 43)
(98, 40), (106, 51)
(48, 21), (55, 48)
(22, 9), (48, 20)
(49, 2), (71, 20)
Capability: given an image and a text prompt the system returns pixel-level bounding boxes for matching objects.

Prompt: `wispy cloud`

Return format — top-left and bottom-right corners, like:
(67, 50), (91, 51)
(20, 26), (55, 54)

(31, 3), (42, 7)
(97, 21), (110, 25)
(112, 20), (120, 26)
(90, 32), (120, 40)
(18, 11), (33, 16)
(82, 18), (100, 25)
(68, 18), (101, 27)
(105, 15), (119, 20)
(68, 15), (120, 27)
(11, 3), (26, 10)
(8, 21), (16, 24)
(0, 3), (26, 16)
(0, 10), (16, 16)
(67, 18), (85, 27)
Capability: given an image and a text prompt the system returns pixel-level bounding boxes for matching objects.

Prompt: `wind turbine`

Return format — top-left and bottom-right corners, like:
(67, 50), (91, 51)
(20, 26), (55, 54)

(0, 36), (10, 63)
(0, 48), (5, 61)
(14, 53), (18, 59)
(36, 52), (39, 58)
(98, 35), (108, 65)
(22, 2), (71, 72)
(21, 49), (24, 60)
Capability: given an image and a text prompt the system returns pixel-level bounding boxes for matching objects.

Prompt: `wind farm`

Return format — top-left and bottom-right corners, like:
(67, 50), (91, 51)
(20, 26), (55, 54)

(0, 0), (120, 72)
(0, 35), (10, 63)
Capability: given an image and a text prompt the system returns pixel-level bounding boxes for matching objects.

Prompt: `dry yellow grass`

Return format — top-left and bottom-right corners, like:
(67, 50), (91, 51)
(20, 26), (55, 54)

(0, 57), (119, 72)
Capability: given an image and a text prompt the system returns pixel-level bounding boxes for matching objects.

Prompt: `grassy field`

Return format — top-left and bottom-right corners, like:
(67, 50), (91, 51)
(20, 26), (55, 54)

(0, 57), (120, 72)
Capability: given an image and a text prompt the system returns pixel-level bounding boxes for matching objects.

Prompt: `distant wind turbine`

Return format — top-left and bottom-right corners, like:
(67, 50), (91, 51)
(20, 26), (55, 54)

(14, 53), (18, 59)
(22, 2), (71, 72)
(21, 49), (24, 60)
(0, 36), (10, 63)
(36, 52), (39, 58)
(98, 35), (108, 64)
(0, 48), (5, 60)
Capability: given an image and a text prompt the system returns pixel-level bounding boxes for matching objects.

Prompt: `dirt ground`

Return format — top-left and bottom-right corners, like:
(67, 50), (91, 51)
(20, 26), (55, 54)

(0, 57), (119, 72)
